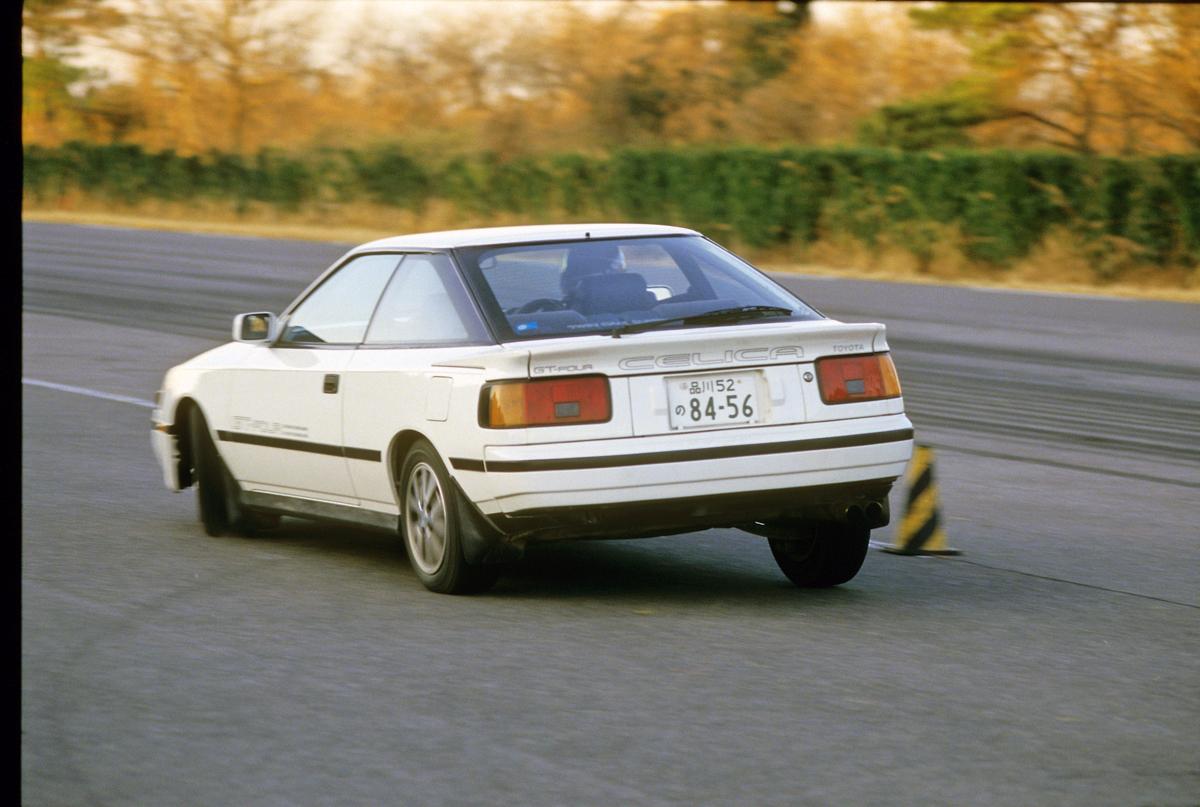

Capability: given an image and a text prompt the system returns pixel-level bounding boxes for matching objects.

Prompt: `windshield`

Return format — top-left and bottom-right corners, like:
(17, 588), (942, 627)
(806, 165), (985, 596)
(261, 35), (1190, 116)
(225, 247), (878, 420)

(455, 235), (822, 341)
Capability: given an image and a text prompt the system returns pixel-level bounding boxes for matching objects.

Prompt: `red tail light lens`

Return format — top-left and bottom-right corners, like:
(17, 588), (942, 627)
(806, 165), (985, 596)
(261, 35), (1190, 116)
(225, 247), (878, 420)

(483, 376), (612, 428)
(815, 353), (901, 404)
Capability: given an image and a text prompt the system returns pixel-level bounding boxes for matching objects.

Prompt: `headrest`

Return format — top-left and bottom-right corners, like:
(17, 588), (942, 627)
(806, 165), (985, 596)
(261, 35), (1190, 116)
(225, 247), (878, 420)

(573, 272), (655, 315)
(561, 243), (624, 297)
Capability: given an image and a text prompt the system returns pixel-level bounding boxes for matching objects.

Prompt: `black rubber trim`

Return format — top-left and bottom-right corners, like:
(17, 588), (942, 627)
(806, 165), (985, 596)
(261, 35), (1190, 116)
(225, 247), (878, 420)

(344, 446), (384, 462)
(450, 427), (913, 473)
(217, 430), (382, 462)
(486, 478), (897, 542)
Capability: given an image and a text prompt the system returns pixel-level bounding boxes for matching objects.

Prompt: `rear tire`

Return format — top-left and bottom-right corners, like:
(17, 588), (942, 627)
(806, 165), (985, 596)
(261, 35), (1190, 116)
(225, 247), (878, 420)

(399, 439), (499, 595)
(768, 522), (870, 588)
(188, 409), (255, 537)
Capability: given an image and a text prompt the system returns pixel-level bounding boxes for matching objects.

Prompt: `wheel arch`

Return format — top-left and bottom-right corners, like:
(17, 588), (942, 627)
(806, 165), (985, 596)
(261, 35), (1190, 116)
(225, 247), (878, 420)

(386, 429), (433, 498)
(386, 428), (513, 565)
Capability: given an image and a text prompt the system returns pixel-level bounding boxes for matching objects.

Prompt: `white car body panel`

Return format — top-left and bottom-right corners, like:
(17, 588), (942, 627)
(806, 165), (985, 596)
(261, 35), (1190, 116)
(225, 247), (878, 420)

(224, 348), (358, 503)
(473, 413), (913, 515)
(342, 346), (499, 509)
(152, 342), (251, 490)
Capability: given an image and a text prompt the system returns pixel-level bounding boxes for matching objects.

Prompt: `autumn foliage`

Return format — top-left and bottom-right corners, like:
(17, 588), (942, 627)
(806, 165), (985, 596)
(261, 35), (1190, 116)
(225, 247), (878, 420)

(24, 1), (1200, 156)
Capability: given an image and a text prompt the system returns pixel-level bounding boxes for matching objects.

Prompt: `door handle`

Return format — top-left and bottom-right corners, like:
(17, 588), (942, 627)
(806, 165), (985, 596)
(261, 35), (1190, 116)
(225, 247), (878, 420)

(323, 374), (339, 394)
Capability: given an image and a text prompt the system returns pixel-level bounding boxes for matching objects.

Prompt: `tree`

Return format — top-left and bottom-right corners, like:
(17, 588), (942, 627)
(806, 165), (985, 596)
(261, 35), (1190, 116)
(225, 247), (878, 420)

(487, 1), (810, 149)
(860, 89), (992, 150)
(1120, 5), (1200, 150)
(22, 0), (124, 145)
(102, 0), (324, 153)
(736, 4), (969, 146)
(23, 0), (122, 59)
(907, 2), (1191, 154)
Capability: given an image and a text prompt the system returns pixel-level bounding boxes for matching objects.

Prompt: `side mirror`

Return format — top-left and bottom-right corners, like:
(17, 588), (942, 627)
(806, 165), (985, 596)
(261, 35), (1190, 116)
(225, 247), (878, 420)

(233, 312), (276, 343)
(646, 285), (673, 302)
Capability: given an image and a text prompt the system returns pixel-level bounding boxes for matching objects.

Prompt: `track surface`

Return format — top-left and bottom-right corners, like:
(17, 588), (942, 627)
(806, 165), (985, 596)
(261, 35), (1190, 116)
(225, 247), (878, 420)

(22, 222), (1200, 805)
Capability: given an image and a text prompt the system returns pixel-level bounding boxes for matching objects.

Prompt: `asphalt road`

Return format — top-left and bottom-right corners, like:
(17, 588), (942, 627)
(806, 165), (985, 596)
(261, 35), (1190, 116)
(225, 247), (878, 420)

(22, 222), (1200, 805)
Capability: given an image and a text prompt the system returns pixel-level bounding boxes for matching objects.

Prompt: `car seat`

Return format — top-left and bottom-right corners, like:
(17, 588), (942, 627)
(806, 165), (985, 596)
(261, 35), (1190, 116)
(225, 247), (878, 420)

(573, 273), (657, 315)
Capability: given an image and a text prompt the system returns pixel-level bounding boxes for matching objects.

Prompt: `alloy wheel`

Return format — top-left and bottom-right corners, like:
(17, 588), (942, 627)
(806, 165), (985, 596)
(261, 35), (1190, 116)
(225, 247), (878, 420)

(404, 462), (447, 575)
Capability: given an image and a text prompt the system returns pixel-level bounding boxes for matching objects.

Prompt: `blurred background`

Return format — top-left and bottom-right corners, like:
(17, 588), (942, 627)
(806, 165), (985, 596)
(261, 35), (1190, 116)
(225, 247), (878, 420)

(21, 0), (1200, 291)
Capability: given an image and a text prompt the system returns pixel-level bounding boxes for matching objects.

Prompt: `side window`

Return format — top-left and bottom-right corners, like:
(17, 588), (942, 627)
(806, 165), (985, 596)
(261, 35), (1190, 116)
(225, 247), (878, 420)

(280, 254), (400, 345)
(364, 253), (488, 345)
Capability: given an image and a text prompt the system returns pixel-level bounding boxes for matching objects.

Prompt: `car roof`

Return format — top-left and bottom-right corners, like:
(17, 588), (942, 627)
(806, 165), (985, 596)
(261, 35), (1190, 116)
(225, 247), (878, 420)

(354, 223), (700, 251)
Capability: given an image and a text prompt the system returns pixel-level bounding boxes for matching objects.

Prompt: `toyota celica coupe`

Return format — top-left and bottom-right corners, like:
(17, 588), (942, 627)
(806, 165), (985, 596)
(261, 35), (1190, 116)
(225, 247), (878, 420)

(152, 224), (913, 593)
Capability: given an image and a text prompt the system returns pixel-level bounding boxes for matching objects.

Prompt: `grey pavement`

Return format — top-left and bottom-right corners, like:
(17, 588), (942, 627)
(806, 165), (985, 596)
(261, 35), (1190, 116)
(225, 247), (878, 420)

(22, 222), (1200, 806)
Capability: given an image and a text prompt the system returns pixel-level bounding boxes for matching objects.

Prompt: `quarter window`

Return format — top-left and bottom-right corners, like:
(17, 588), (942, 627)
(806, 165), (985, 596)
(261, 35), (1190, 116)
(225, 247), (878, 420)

(364, 254), (489, 345)
(280, 254), (401, 345)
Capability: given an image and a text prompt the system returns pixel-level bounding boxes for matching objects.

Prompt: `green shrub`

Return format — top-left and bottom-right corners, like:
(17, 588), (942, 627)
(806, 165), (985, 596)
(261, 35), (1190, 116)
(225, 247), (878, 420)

(22, 142), (1200, 272)
(346, 145), (429, 209)
(1157, 157), (1199, 264)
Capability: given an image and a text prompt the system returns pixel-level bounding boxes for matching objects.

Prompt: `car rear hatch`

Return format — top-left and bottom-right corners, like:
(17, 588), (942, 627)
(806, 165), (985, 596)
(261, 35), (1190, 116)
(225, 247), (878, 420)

(516, 318), (900, 437)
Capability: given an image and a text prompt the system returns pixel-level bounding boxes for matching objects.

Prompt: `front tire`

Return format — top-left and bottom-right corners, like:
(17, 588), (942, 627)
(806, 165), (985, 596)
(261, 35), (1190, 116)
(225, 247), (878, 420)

(768, 522), (870, 588)
(399, 439), (498, 594)
(188, 409), (254, 537)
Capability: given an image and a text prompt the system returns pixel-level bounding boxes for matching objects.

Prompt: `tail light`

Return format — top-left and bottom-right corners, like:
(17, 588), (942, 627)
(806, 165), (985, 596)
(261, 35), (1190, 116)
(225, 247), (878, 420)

(815, 353), (901, 404)
(482, 376), (611, 428)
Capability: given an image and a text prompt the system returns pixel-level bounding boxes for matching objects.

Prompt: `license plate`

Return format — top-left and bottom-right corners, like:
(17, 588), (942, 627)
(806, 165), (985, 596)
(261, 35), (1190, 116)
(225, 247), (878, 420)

(667, 371), (763, 430)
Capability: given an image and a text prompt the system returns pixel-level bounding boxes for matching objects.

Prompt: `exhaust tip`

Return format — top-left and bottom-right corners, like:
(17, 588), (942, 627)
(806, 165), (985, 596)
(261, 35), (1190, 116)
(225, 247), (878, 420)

(865, 501), (884, 522)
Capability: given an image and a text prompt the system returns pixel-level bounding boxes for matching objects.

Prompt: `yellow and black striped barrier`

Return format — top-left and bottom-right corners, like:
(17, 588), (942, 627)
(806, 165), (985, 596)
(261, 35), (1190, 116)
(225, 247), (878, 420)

(883, 444), (961, 556)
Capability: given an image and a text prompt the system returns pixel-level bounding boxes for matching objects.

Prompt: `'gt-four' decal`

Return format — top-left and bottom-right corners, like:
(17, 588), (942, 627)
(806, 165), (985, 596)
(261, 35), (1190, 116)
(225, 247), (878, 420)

(232, 416), (309, 439)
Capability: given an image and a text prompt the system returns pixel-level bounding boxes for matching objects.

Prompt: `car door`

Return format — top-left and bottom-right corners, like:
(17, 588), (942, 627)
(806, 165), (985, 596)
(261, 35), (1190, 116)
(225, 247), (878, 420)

(221, 253), (402, 504)
(342, 252), (494, 510)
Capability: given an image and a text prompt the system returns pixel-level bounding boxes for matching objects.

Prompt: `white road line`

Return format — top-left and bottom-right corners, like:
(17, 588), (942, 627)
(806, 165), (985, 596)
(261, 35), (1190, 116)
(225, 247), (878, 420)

(22, 377), (155, 409)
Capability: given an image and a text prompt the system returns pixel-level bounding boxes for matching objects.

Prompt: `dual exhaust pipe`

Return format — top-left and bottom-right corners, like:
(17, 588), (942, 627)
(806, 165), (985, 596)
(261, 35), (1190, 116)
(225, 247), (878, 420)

(739, 498), (891, 539)
(842, 500), (888, 528)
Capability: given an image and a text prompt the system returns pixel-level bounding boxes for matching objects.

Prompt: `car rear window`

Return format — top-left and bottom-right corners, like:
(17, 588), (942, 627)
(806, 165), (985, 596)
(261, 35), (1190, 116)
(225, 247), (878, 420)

(456, 235), (822, 341)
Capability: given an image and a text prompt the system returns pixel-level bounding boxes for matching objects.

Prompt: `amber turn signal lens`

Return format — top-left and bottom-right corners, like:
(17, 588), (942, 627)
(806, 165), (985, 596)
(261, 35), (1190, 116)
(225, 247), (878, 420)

(815, 353), (901, 404)
(484, 376), (611, 428)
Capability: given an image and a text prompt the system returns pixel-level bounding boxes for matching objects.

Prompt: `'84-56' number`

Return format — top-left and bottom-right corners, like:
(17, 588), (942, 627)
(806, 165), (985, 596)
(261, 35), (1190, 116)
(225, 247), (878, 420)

(688, 394), (754, 422)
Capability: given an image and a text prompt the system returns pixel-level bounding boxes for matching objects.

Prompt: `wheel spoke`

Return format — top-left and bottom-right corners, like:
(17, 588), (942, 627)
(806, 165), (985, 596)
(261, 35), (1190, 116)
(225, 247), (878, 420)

(417, 525), (429, 564)
(427, 524), (445, 564)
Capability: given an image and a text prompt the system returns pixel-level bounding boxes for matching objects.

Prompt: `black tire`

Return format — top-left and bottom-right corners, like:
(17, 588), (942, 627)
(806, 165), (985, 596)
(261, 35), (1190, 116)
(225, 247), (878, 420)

(188, 409), (254, 537)
(768, 521), (870, 588)
(399, 439), (499, 595)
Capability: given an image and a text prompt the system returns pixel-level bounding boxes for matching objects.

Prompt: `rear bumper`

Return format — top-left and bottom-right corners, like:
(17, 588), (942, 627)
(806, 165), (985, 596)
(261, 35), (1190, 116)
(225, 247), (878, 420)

(454, 413), (914, 541)
(484, 478), (896, 543)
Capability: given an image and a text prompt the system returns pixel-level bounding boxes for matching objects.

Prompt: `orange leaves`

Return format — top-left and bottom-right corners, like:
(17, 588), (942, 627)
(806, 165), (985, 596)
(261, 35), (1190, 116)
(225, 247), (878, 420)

(21, 0), (1200, 156)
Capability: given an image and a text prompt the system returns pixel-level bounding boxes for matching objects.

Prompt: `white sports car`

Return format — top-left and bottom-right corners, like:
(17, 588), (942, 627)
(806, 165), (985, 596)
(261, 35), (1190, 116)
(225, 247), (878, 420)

(152, 224), (913, 593)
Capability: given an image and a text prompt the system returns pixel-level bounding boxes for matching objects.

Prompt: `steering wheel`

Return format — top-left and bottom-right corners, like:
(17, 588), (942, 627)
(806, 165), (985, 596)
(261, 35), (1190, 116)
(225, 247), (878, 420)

(515, 298), (567, 314)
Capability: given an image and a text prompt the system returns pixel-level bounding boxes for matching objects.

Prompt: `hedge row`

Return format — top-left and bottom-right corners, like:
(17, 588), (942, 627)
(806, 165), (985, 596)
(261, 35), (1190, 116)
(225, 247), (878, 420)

(24, 142), (1200, 267)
